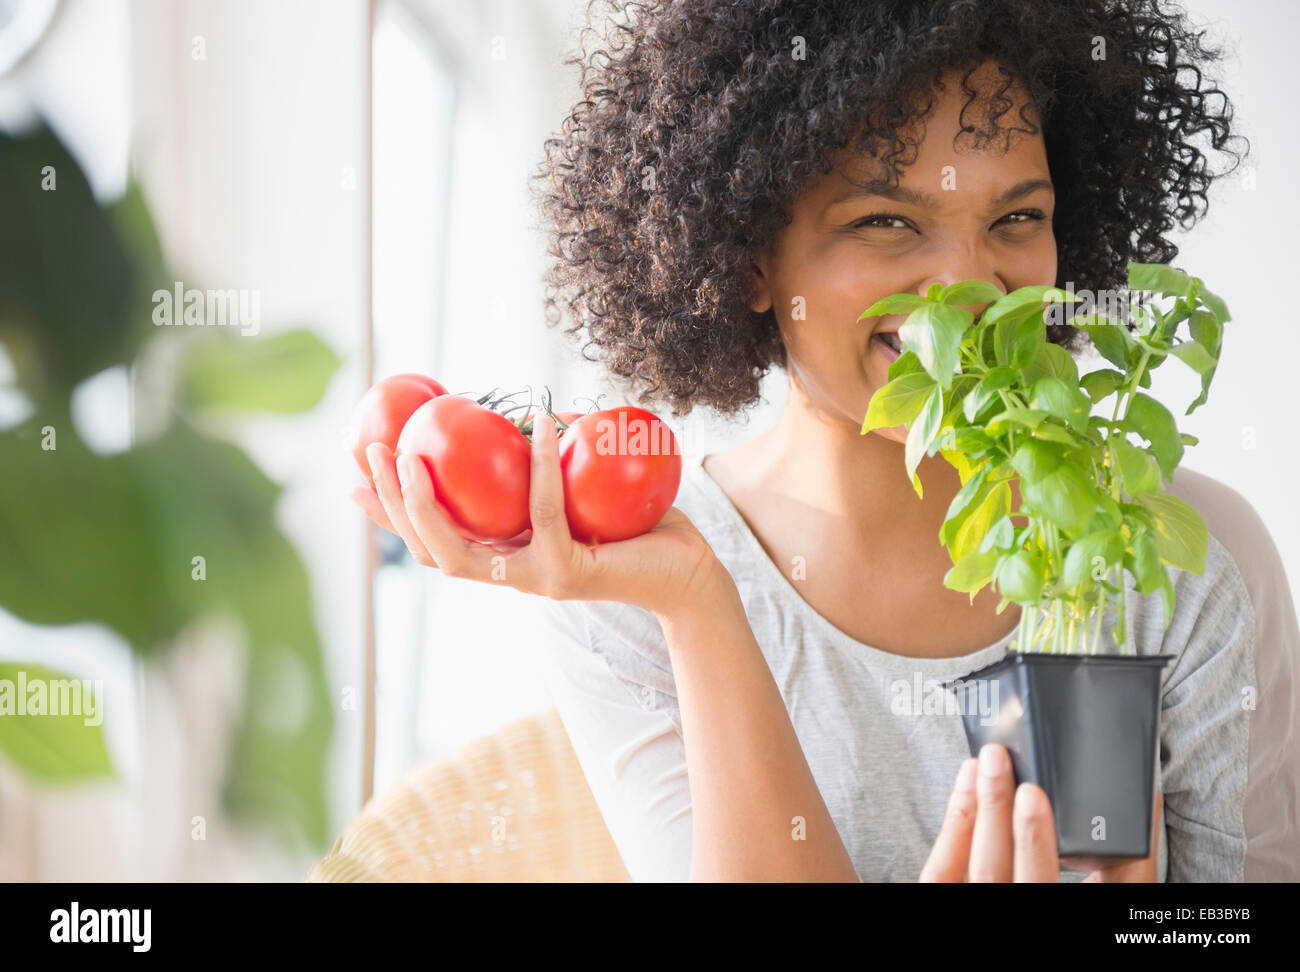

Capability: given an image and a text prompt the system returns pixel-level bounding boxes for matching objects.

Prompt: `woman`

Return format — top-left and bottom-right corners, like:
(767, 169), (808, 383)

(353, 0), (1299, 881)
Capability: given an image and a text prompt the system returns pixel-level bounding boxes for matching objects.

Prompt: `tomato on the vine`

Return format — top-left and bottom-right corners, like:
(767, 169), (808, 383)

(558, 406), (682, 544)
(397, 394), (532, 543)
(351, 373), (448, 485)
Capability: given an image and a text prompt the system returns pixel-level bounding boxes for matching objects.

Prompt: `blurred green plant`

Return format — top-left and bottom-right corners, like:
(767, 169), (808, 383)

(0, 121), (340, 849)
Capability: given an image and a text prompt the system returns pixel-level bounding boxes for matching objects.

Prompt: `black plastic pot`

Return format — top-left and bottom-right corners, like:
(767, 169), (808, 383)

(945, 650), (1173, 861)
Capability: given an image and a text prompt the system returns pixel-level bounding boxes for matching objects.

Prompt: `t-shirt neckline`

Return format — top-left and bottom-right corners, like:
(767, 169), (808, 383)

(687, 451), (1018, 676)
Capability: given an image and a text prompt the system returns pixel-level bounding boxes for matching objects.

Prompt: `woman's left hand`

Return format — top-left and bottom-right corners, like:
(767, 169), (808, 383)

(919, 742), (1163, 883)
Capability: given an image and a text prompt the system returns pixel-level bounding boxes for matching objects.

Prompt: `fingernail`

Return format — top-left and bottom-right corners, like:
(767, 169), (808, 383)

(956, 758), (978, 793)
(366, 443), (383, 477)
(396, 453), (414, 483)
(979, 743), (1009, 777)
(1015, 782), (1045, 817)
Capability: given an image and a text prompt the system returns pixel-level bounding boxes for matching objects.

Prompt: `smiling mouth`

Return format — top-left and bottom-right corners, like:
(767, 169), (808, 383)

(873, 332), (903, 357)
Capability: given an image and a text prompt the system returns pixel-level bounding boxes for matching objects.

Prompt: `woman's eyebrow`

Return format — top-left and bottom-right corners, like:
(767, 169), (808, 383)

(829, 177), (1054, 210)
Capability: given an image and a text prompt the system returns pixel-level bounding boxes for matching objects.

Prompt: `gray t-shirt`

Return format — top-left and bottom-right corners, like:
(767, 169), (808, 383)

(537, 452), (1300, 882)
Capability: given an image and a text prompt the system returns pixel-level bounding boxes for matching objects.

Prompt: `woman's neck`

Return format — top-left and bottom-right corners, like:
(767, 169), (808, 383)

(749, 389), (965, 546)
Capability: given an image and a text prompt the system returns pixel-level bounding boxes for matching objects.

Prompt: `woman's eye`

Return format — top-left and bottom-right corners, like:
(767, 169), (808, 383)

(998, 209), (1046, 226)
(852, 209), (1046, 232)
(853, 213), (909, 230)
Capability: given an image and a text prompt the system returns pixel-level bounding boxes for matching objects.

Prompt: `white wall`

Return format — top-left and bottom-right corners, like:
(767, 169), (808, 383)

(1152, 0), (1300, 606)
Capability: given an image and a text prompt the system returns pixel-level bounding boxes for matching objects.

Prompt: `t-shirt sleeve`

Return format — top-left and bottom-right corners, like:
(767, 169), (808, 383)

(1151, 528), (1300, 882)
(533, 595), (693, 882)
(1158, 469), (1300, 882)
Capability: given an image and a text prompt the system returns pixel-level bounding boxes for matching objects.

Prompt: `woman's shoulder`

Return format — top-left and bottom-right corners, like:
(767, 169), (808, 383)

(1163, 466), (1290, 604)
(1157, 465), (1296, 655)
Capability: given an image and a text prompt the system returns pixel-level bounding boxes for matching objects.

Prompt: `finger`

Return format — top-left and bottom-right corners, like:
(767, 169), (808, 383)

(1012, 783), (1060, 882)
(919, 759), (979, 882)
(367, 442), (437, 567)
(509, 414), (586, 597)
(349, 484), (395, 533)
(526, 415), (574, 564)
(969, 743), (1016, 882)
(395, 451), (506, 579)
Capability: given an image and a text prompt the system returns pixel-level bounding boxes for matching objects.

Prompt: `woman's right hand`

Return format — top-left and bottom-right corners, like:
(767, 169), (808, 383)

(349, 415), (721, 618)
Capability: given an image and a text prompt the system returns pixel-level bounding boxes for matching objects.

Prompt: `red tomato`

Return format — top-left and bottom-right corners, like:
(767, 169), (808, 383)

(558, 406), (682, 544)
(351, 373), (448, 484)
(396, 395), (532, 543)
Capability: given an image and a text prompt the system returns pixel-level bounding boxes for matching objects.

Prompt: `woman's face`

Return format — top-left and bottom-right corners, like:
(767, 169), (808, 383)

(747, 64), (1058, 446)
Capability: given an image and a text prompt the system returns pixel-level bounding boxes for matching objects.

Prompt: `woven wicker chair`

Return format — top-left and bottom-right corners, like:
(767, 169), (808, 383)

(308, 707), (631, 882)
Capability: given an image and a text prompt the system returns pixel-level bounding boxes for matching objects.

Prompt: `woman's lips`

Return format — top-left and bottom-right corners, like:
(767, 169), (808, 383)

(872, 331), (902, 361)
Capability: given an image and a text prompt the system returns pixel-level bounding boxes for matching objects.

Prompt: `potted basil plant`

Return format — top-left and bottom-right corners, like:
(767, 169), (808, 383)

(860, 261), (1231, 861)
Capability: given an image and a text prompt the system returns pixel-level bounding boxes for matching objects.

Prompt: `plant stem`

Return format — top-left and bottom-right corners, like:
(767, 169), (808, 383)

(1115, 568), (1129, 655)
(1105, 346), (1154, 500)
(1018, 594), (1036, 653)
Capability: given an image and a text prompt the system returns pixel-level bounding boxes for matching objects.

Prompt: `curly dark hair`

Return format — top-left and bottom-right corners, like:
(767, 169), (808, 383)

(533, 0), (1248, 419)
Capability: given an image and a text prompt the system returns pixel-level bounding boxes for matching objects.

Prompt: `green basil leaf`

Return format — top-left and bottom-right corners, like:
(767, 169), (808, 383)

(951, 480), (1011, 564)
(1123, 392), (1183, 479)
(940, 464), (990, 545)
(1134, 491), (1209, 575)
(938, 280), (1004, 308)
(858, 293), (930, 320)
(861, 372), (937, 434)
(981, 285), (1080, 327)
(1188, 309), (1223, 359)
(963, 378), (998, 423)
(1168, 339), (1217, 375)
(1112, 437), (1163, 497)
(905, 385), (944, 492)
(985, 407), (1052, 436)
(945, 548), (1000, 603)
(1128, 262), (1193, 297)
(1022, 462), (1098, 537)
(994, 548), (1045, 603)
(1021, 341), (1080, 387)
(981, 365), (1019, 392)
(887, 347), (924, 381)
(1191, 278), (1232, 323)
(1009, 439), (1064, 481)
(952, 426), (996, 456)
(1061, 529), (1125, 588)
(979, 514), (1016, 555)
(1075, 316), (1135, 370)
(1124, 527), (1166, 594)
(899, 302), (971, 389)
(1030, 422), (1082, 446)
(1027, 376), (1091, 432)
(1080, 368), (1126, 403)
(1184, 310), (1223, 415)
(994, 311), (1045, 370)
